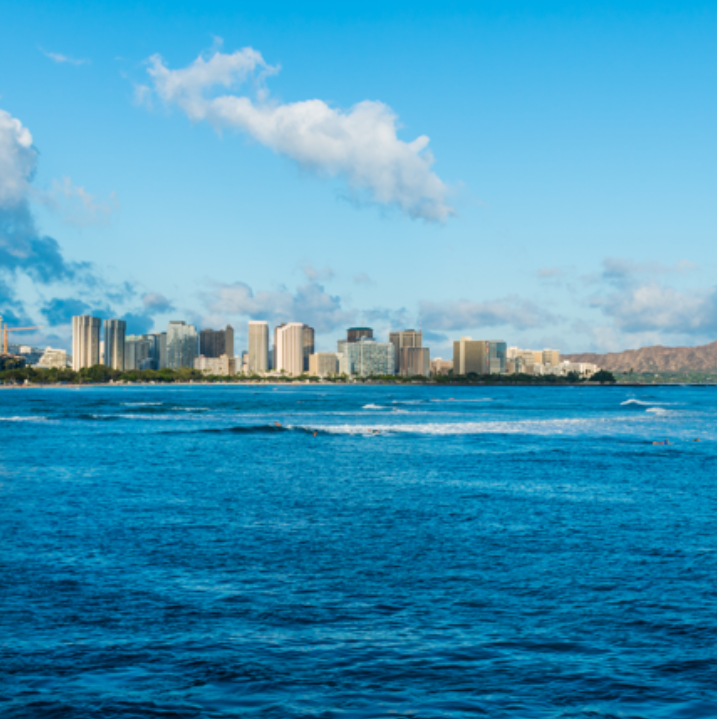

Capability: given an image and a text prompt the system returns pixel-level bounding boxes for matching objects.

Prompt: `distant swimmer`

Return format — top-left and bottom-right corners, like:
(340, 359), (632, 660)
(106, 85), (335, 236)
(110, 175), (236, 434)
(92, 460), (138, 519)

(274, 422), (282, 427)
(652, 440), (670, 445)
(694, 438), (701, 442)
(313, 431), (318, 437)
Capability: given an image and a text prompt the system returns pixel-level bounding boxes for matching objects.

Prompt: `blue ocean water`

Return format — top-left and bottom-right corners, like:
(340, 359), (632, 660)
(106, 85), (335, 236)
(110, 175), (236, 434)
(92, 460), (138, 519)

(2, 385), (717, 718)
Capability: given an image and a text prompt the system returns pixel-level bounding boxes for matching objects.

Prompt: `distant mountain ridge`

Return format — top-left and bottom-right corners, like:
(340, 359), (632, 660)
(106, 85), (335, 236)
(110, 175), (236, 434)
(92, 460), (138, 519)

(564, 340), (717, 372)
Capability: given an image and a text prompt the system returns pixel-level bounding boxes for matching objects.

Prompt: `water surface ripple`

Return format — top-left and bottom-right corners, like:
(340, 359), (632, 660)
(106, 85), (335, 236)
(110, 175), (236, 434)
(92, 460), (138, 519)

(2, 385), (717, 718)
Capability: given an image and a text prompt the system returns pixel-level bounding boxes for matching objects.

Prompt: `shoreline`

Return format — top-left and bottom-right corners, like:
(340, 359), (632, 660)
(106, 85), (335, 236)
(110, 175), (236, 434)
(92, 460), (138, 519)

(1, 381), (714, 389)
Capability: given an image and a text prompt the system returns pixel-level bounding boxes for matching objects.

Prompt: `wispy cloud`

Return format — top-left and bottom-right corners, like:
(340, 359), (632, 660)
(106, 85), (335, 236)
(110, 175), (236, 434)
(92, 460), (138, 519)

(141, 46), (454, 222)
(419, 296), (561, 332)
(301, 264), (335, 282)
(353, 272), (375, 286)
(39, 48), (89, 66)
(44, 176), (118, 227)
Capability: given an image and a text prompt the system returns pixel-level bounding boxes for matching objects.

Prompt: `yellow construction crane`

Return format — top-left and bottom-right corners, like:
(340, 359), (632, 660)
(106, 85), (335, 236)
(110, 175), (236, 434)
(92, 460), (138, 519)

(0, 315), (43, 354)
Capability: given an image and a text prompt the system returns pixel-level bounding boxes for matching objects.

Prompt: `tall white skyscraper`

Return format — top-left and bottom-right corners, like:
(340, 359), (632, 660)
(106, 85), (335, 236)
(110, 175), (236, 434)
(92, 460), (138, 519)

(103, 319), (126, 370)
(248, 321), (269, 373)
(275, 322), (305, 376)
(72, 316), (101, 370)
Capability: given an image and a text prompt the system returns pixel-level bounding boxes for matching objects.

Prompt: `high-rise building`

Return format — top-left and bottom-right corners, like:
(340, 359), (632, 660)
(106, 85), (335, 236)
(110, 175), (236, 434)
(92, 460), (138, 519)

(453, 338), (506, 375)
(200, 326), (234, 358)
(309, 352), (341, 377)
(103, 319), (126, 370)
(401, 347), (430, 376)
(166, 321), (198, 369)
(389, 330), (423, 373)
(542, 349), (560, 366)
(303, 325), (315, 372)
(248, 321), (269, 373)
(124, 335), (153, 370)
(275, 323), (305, 376)
(347, 327), (373, 343)
(344, 338), (395, 377)
(72, 315), (101, 370)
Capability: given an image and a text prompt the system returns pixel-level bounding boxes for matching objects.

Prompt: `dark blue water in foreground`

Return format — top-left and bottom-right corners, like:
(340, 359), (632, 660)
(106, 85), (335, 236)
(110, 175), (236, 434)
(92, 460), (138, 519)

(2, 385), (717, 718)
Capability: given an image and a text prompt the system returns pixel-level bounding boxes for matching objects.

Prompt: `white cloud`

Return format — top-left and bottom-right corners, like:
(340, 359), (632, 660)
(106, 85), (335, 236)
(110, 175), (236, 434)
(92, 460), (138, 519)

(202, 280), (355, 333)
(419, 296), (560, 332)
(144, 47), (454, 221)
(0, 109), (35, 207)
(590, 282), (717, 336)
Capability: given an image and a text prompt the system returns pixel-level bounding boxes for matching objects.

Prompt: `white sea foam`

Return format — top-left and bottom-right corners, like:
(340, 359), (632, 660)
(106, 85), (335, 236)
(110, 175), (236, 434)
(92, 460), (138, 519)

(646, 407), (671, 415)
(430, 398), (495, 403)
(362, 404), (389, 410)
(621, 399), (675, 407)
(121, 402), (163, 406)
(293, 417), (624, 437)
(0, 416), (50, 422)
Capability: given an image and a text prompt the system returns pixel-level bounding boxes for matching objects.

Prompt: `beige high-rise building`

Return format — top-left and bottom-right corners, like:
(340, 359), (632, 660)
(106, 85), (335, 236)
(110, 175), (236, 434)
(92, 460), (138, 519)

(453, 338), (507, 375)
(453, 337), (486, 375)
(248, 321), (269, 373)
(401, 346), (430, 376)
(542, 349), (560, 366)
(72, 315), (101, 370)
(389, 330), (422, 373)
(275, 323), (305, 376)
(309, 353), (340, 377)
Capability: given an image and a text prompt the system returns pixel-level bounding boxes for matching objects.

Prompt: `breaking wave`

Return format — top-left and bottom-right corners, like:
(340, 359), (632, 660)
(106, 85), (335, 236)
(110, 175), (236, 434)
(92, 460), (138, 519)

(121, 402), (163, 406)
(621, 399), (674, 407)
(0, 416), (50, 422)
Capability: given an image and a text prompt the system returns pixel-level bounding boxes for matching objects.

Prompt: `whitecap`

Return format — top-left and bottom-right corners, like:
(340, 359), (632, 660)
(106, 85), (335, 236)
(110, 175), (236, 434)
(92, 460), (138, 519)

(0, 416), (50, 422)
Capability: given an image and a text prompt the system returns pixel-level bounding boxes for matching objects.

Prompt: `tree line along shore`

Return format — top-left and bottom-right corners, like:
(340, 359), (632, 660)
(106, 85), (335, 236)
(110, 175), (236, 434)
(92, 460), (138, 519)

(0, 365), (620, 386)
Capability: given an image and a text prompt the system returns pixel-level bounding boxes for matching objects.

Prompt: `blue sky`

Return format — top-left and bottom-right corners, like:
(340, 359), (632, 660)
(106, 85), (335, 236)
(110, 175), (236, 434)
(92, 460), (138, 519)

(2, 0), (717, 357)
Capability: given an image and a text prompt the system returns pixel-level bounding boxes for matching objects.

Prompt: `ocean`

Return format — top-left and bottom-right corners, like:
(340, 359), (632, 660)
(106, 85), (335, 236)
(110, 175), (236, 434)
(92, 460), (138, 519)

(2, 384), (716, 718)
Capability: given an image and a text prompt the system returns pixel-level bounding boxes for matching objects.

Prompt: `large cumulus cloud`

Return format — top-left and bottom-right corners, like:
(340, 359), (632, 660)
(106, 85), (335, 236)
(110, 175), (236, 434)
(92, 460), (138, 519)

(141, 47), (454, 222)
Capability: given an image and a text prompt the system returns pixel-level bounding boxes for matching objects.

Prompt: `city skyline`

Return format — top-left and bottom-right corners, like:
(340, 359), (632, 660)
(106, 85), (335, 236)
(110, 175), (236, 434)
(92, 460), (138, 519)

(2, 3), (717, 360)
(58, 313), (595, 380)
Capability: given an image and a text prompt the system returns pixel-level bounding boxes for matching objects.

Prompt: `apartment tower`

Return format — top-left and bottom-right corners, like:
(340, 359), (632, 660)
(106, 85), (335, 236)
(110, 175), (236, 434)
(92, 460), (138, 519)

(302, 325), (315, 372)
(275, 323), (305, 376)
(72, 315), (101, 370)
(200, 325), (234, 358)
(248, 321), (269, 373)
(389, 330), (422, 373)
(103, 319), (126, 371)
(166, 321), (199, 370)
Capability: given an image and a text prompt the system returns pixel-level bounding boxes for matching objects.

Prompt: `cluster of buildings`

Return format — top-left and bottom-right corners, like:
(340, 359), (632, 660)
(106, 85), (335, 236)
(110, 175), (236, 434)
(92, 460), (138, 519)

(430, 339), (599, 378)
(8, 315), (600, 380)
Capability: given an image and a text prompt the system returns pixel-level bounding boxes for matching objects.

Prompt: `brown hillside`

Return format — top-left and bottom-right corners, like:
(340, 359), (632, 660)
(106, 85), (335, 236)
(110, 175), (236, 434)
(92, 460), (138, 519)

(564, 340), (717, 372)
